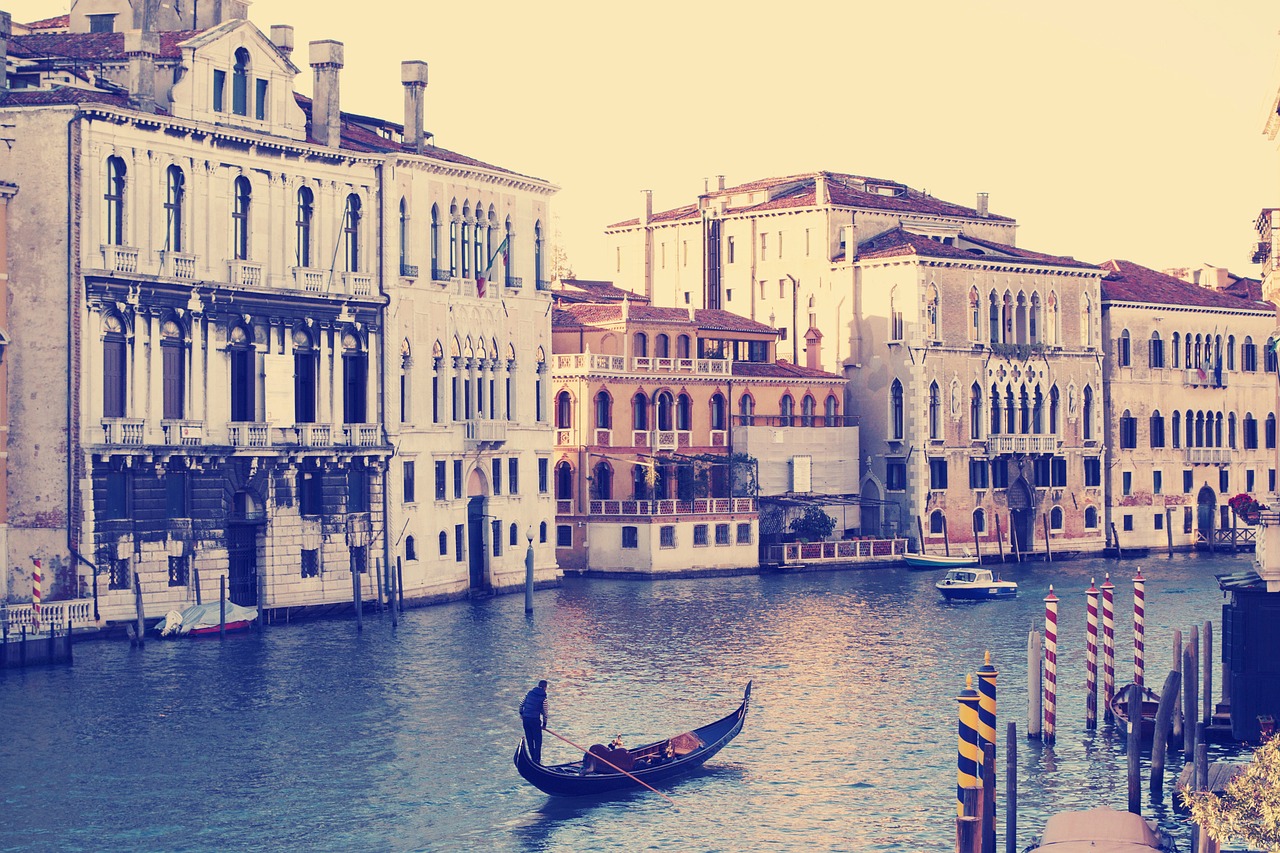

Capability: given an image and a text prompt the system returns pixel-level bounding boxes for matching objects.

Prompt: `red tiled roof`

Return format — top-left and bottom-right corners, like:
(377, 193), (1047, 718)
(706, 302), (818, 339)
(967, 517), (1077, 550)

(1, 86), (132, 108)
(856, 228), (1097, 270)
(607, 172), (1014, 229)
(11, 30), (202, 61)
(1099, 260), (1274, 310)
(692, 308), (777, 334)
(553, 279), (650, 303)
(731, 361), (843, 380)
(1221, 276), (1266, 303)
(24, 15), (69, 30)
(552, 302), (778, 335)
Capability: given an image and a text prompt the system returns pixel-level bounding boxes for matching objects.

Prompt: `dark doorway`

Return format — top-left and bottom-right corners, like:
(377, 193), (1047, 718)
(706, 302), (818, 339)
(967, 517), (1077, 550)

(226, 523), (259, 607)
(467, 496), (487, 591)
(1197, 486), (1216, 547)
(1008, 477), (1034, 556)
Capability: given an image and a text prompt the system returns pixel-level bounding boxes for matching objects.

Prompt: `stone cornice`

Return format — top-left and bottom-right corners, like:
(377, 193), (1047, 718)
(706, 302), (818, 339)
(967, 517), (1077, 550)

(390, 154), (557, 196)
(1102, 299), (1275, 318)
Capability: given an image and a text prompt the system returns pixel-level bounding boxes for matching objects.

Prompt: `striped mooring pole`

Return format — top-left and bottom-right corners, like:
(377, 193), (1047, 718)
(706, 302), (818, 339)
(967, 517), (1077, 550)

(1101, 574), (1116, 723)
(956, 673), (981, 817)
(31, 558), (42, 633)
(1086, 578), (1099, 729)
(1043, 586), (1059, 744)
(1133, 569), (1145, 688)
(976, 651), (998, 853)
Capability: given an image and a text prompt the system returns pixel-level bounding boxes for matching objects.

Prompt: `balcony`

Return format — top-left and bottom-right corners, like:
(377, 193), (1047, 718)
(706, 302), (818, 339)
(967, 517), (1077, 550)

(101, 418), (145, 445)
(731, 415), (859, 428)
(161, 419), (204, 446)
(101, 244), (139, 274)
(465, 419), (507, 447)
(228, 259), (264, 288)
(1185, 367), (1226, 388)
(1186, 447), (1230, 465)
(536, 279), (551, 291)
(343, 423), (382, 447)
(552, 351), (733, 377)
(594, 428), (612, 446)
(342, 272), (373, 296)
(400, 263), (419, 278)
(227, 421), (271, 448)
(579, 498), (758, 517)
(556, 429), (572, 447)
(710, 429), (727, 447)
(987, 434), (1060, 455)
(506, 276), (523, 289)
(292, 267), (327, 292)
(160, 251), (197, 280)
(295, 424), (332, 446)
(432, 267), (451, 283)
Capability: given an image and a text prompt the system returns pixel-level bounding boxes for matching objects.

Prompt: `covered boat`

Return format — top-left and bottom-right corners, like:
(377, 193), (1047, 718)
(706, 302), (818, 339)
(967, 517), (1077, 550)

(935, 568), (1017, 601)
(905, 552), (979, 570)
(514, 682), (750, 797)
(155, 602), (258, 637)
(1027, 805), (1177, 851)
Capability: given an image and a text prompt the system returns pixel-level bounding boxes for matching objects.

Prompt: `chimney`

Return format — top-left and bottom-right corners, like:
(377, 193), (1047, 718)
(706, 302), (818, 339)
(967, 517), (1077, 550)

(401, 60), (429, 154)
(976, 192), (989, 218)
(805, 328), (822, 370)
(124, 30), (160, 112)
(688, 306), (695, 322)
(0, 12), (10, 94)
(815, 172), (827, 205)
(640, 189), (652, 226)
(717, 175), (725, 191)
(270, 25), (295, 62)
(309, 40), (345, 148)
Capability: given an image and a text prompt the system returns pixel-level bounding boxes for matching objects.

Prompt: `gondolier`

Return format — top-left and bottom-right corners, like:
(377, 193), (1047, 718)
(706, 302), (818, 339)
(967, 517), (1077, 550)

(519, 680), (549, 764)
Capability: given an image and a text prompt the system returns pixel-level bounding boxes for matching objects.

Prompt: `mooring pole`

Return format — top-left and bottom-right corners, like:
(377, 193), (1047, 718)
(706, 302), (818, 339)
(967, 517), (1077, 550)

(1172, 629), (1184, 740)
(219, 575), (226, 640)
(525, 527), (535, 615)
(957, 675), (983, 821)
(1202, 621), (1213, 728)
(1149, 668), (1181, 797)
(1027, 630), (1042, 740)
(1086, 578), (1099, 728)
(1127, 683), (1142, 814)
(1101, 574), (1116, 722)
(1043, 587), (1059, 744)
(1005, 722), (1017, 853)
(977, 653), (998, 853)
(1183, 644), (1197, 762)
(1133, 570), (1145, 687)
(995, 515), (1006, 563)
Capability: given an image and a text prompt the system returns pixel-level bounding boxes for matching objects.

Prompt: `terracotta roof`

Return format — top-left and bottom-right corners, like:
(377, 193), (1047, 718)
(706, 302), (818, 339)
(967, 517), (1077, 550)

(11, 30), (202, 61)
(856, 228), (1097, 270)
(1099, 260), (1274, 311)
(607, 171), (1013, 229)
(1221, 276), (1266, 303)
(553, 279), (650, 304)
(693, 308), (777, 334)
(24, 15), (70, 30)
(731, 360), (843, 380)
(551, 308), (588, 330)
(1, 86), (132, 108)
(552, 302), (777, 335)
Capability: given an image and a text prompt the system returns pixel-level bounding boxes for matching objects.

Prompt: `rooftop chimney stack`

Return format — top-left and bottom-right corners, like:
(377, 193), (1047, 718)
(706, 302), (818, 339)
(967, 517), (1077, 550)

(640, 189), (652, 226)
(815, 172), (827, 205)
(270, 25), (295, 62)
(401, 60), (429, 154)
(0, 12), (10, 93)
(124, 30), (160, 112)
(977, 192), (989, 218)
(717, 175), (725, 191)
(309, 40), (345, 148)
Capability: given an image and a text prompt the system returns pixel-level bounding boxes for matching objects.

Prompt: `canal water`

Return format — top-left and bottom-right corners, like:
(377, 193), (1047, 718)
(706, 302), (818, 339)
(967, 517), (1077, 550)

(0, 553), (1247, 852)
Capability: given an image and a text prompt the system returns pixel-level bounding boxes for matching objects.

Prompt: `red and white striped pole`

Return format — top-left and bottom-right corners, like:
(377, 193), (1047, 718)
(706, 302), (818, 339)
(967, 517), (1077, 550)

(31, 558), (42, 634)
(1101, 574), (1116, 723)
(1133, 569), (1145, 688)
(1086, 578), (1099, 729)
(1043, 585), (1059, 744)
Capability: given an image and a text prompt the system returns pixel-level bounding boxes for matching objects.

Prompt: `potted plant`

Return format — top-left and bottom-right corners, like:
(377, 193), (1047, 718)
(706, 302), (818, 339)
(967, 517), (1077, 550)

(1228, 493), (1268, 525)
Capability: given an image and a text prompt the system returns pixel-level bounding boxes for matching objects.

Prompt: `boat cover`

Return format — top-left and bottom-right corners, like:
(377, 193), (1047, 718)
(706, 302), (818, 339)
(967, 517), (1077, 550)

(157, 602), (259, 636)
(1037, 806), (1165, 851)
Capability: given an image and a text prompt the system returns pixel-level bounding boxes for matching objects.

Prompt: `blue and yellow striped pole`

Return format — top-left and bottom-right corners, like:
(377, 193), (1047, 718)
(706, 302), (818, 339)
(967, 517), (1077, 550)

(976, 651), (998, 757)
(956, 673), (981, 817)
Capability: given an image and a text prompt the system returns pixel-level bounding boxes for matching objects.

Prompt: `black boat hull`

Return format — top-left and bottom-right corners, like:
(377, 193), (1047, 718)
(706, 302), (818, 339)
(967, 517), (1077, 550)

(513, 682), (751, 797)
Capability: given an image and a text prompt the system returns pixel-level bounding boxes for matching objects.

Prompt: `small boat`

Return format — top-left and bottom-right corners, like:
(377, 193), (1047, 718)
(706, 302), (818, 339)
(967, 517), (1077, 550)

(905, 552), (980, 570)
(935, 569), (1017, 601)
(155, 602), (258, 637)
(513, 682), (750, 797)
(1026, 805), (1177, 851)
(1110, 682), (1168, 743)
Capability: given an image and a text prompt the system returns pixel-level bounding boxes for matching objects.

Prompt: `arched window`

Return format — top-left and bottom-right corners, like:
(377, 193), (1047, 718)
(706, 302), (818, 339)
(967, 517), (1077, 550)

(633, 464), (651, 501)
(929, 510), (945, 534)
(1195, 411), (1205, 447)
(555, 461), (573, 500)
(341, 330), (368, 424)
(926, 285), (939, 340)
(928, 382), (941, 439)
(1149, 410), (1165, 448)
(1002, 292), (1014, 343)
(232, 176), (251, 260)
(1172, 332), (1181, 368)
(677, 335), (691, 359)
(1244, 336), (1258, 372)
(1049, 506), (1064, 531)
(405, 535), (417, 561)
(890, 380), (904, 439)
(1226, 335), (1234, 371)
(592, 461), (614, 500)
(634, 332), (648, 358)
(1082, 385), (1094, 440)
(594, 391), (612, 430)
(738, 394), (754, 426)
(439, 531), (448, 556)
(1215, 412), (1223, 447)
(160, 318), (186, 420)
(344, 194), (362, 272)
(1005, 383), (1016, 434)
(487, 206), (496, 275)
(296, 186), (314, 267)
(104, 156), (126, 246)
(988, 291), (1000, 344)
(228, 322), (255, 422)
(1015, 292), (1027, 344)
(102, 313), (128, 418)
(969, 287), (981, 342)
(164, 165), (184, 253)
(430, 204), (440, 277)
(656, 391), (674, 431)
(534, 220), (544, 286)
(970, 383), (983, 440)
(460, 203), (471, 278)
(1019, 385), (1031, 434)
(824, 395), (839, 425)
(710, 394), (727, 431)
(656, 334), (670, 358)
(1084, 506), (1098, 529)
(474, 208), (484, 280)
(1268, 340), (1278, 374)
(990, 385), (1001, 435)
(1118, 329), (1131, 367)
(801, 395), (816, 427)
(555, 391), (572, 429)
(1047, 291), (1060, 345)
(504, 217), (515, 286)
(448, 200), (459, 276)
(1032, 386), (1044, 434)
(398, 198), (409, 272)
(1186, 409), (1195, 448)
(677, 393), (692, 431)
(232, 47), (250, 116)
(539, 521), (547, 543)
(1268, 413), (1277, 450)
(292, 327), (317, 424)
(1048, 385), (1060, 435)
(973, 508), (986, 534)
(1245, 413), (1259, 449)
(1081, 293), (1094, 347)
(1029, 293), (1041, 344)
(1149, 331), (1163, 369)
(633, 393), (649, 430)
(780, 394), (795, 427)
(510, 523), (519, 547)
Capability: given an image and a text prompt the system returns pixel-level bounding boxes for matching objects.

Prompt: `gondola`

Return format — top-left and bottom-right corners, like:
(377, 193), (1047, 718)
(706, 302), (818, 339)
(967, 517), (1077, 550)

(513, 682), (751, 797)
(1110, 682), (1169, 743)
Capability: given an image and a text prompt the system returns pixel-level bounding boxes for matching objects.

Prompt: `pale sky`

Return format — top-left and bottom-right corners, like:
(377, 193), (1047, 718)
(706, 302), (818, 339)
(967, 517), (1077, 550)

(11, 1), (1280, 281)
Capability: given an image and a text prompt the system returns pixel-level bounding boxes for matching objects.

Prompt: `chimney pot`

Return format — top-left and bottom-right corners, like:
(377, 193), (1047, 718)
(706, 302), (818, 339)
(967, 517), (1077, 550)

(815, 172), (827, 205)
(976, 192), (989, 218)
(717, 175), (725, 191)
(309, 40), (345, 148)
(124, 30), (160, 111)
(401, 60), (429, 154)
(270, 25), (295, 61)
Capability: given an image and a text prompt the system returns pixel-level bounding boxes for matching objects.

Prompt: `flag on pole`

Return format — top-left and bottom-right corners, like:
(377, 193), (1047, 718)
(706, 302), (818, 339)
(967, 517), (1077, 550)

(476, 234), (509, 298)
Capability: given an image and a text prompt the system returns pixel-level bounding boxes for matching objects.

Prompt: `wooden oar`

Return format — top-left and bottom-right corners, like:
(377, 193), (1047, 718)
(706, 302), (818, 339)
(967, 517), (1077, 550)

(540, 727), (679, 809)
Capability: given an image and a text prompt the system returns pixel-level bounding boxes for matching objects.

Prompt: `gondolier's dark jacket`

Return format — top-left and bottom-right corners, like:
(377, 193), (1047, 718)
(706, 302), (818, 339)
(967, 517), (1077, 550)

(519, 686), (548, 721)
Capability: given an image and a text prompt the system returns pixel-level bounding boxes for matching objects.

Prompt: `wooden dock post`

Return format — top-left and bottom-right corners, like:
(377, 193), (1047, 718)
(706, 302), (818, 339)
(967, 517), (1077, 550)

(1110, 521), (1124, 559)
(132, 573), (146, 647)
(1183, 644), (1197, 762)
(917, 515), (926, 555)
(957, 786), (981, 853)
(1043, 516), (1053, 562)
(374, 558), (384, 613)
(1173, 629), (1183, 739)
(1166, 509), (1174, 557)
(1149, 669), (1181, 797)
(1202, 621), (1213, 728)
(192, 562), (202, 605)
(995, 515), (1006, 563)
(973, 515), (982, 564)
(943, 516), (951, 557)
(353, 561), (363, 633)
(982, 741), (996, 853)
(396, 556), (405, 613)
(388, 558), (398, 629)
(1127, 684), (1142, 814)
(1005, 723), (1017, 853)
(1027, 630), (1042, 739)
(1011, 523), (1022, 564)
(219, 575), (226, 639)
(1192, 732), (1209, 853)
